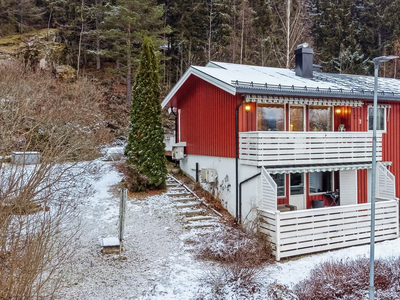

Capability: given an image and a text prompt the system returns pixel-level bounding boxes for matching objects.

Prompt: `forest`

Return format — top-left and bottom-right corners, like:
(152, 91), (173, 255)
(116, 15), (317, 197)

(1, 0), (400, 97)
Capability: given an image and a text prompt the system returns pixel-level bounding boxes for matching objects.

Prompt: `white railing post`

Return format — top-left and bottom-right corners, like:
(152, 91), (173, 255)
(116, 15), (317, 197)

(275, 210), (281, 261)
(396, 199), (399, 237)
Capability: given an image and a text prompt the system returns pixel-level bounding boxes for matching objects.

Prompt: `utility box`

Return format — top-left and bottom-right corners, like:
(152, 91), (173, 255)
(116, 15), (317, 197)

(11, 151), (40, 165)
(172, 146), (185, 160)
(201, 168), (217, 183)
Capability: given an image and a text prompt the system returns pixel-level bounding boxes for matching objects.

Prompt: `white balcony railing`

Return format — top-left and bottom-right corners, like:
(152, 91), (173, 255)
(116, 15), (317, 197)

(239, 131), (382, 167)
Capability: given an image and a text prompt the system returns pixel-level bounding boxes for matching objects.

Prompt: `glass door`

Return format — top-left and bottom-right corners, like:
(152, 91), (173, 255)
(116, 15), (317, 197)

(289, 106), (305, 131)
(290, 173), (305, 210)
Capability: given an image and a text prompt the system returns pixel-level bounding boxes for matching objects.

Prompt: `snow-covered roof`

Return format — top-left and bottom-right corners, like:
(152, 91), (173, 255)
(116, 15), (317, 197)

(161, 61), (400, 108)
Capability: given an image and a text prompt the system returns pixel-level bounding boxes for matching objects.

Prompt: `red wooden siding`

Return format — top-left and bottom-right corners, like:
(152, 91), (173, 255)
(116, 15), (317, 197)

(177, 76), (254, 157)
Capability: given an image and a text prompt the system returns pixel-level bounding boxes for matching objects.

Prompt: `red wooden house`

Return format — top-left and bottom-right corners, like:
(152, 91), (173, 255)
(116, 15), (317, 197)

(162, 46), (400, 260)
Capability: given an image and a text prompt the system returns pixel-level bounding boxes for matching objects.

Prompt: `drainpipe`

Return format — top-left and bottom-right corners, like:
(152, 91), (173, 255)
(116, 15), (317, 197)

(238, 170), (261, 223)
(234, 98), (246, 226)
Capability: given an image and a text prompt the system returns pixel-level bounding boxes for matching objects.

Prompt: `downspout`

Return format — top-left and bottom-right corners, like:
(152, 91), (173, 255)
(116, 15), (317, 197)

(234, 98), (246, 226)
(238, 170), (261, 223)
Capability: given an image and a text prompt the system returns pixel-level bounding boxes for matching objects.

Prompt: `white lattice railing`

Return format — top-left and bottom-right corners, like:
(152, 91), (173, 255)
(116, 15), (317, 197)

(240, 131), (382, 167)
(377, 162), (396, 200)
(259, 200), (399, 261)
(260, 167), (277, 213)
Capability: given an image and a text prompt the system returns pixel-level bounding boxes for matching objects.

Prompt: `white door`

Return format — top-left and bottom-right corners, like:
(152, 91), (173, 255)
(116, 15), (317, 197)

(290, 173), (306, 210)
(340, 170), (357, 206)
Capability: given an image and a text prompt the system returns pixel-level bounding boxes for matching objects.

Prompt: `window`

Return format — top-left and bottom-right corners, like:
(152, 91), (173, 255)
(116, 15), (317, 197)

(309, 106), (332, 131)
(257, 104), (285, 131)
(271, 173), (285, 197)
(309, 172), (332, 194)
(290, 173), (304, 195)
(368, 106), (386, 131)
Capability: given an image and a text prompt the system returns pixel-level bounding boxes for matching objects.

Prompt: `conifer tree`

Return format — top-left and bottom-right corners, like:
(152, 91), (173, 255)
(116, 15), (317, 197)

(125, 36), (167, 190)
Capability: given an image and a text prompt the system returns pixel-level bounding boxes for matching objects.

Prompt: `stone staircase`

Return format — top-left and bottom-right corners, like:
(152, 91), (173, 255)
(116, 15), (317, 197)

(166, 175), (220, 230)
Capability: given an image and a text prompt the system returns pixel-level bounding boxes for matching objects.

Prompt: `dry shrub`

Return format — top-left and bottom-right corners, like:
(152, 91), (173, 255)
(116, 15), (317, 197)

(192, 228), (273, 299)
(266, 281), (298, 300)
(0, 60), (111, 160)
(190, 227), (273, 266)
(113, 160), (149, 192)
(294, 257), (400, 300)
(202, 259), (262, 299)
(0, 61), (108, 299)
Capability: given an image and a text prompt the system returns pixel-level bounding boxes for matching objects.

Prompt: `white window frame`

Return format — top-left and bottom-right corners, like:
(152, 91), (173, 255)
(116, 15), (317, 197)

(256, 103), (286, 131)
(289, 104), (306, 132)
(309, 171), (334, 196)
(367, 105), (387, 132)
(308, 105), (334, 132)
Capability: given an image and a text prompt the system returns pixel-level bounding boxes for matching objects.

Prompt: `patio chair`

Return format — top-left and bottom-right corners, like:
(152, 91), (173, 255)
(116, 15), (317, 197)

(326, 189), (340, 206)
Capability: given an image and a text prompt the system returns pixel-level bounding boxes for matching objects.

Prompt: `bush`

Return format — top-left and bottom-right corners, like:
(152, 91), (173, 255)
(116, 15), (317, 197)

(191, 228), (273, 299)
(294, 257), (400, 299)
(114, 161), (149, 192)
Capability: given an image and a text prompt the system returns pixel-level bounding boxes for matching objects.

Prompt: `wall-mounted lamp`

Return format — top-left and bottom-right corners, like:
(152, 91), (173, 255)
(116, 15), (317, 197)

(335, 108), (341, 114)
(244, 104), (251, 112)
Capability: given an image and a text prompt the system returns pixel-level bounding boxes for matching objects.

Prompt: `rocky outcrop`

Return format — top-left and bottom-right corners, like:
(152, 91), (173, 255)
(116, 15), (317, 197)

(0, 28), (66, 71)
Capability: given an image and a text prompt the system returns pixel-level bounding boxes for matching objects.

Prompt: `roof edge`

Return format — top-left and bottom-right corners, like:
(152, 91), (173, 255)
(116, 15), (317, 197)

(161, 67), (236, 108)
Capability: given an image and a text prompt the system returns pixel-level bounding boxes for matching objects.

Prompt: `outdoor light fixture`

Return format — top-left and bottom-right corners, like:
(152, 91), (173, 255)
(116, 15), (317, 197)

(244, 104), (251, 112)
(369, 55), (398, 300)
(336, 108), (341, 114)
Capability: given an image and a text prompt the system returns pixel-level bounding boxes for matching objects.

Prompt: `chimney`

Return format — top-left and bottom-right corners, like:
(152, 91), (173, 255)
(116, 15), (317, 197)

(295, 43), (314, 78)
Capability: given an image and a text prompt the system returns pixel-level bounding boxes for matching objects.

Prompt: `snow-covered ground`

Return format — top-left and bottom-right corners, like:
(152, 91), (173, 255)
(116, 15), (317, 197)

(56, 159), (400, 299)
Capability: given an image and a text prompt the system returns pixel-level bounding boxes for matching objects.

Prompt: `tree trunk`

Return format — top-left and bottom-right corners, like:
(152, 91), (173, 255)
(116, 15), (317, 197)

(208, 0), (212, 62)
(126, 25), (132, 105)
(95, 0), (101, 70)
(77, 0), (84, 78)
(240, 8), (244, 64)
(286, 0), (291, 69)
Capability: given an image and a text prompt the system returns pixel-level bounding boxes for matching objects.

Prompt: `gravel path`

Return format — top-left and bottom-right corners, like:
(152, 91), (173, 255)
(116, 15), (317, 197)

(56, 162), (207, 299)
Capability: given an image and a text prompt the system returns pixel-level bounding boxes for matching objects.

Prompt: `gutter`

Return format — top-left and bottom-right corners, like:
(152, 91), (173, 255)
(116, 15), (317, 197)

(236, 86), (400, 101)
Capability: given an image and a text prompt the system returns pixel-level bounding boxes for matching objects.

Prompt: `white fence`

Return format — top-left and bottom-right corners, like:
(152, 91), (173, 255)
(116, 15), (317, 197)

(377, 162), (396, 200)
(260, 167), (277, 212)
(259, 200), (399, 261)
(239, 131), (382, 167)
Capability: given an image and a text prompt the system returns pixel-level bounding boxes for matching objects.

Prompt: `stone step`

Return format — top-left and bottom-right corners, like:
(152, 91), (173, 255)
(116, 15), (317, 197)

(166, 182), (179, 187)
(178, 209), (205, 217)
(185, 215), (212, 222)
(175, 202), (199, 209)
(169, 186), (184, 191)
(184, 222), (216, 229)
(170, 197), (197, 203)
(167, 192), (192, 197)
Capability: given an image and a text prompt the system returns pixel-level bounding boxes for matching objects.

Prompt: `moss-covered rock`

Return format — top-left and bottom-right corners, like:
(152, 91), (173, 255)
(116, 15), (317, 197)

(0, 29), (66, 70)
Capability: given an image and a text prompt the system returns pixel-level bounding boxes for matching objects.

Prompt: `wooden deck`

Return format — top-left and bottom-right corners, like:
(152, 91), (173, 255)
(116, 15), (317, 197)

(259, 200), (399, 261)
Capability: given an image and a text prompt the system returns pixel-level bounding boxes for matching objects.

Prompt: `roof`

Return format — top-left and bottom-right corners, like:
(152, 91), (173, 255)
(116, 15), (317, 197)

(161, 61), (400, 108)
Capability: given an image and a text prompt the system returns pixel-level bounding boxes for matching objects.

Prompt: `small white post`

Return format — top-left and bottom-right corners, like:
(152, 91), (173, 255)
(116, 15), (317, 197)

(396, 199), (399, 237)
(119, 188), (127, 243)
(275, 211), (281, 261)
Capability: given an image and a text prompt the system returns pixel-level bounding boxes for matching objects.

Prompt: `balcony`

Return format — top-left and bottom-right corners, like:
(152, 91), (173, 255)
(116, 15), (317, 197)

(239, 131), (382, 167)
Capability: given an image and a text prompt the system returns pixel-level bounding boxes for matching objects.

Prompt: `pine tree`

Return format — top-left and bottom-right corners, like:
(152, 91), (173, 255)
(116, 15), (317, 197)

(125, 36), (167, 191)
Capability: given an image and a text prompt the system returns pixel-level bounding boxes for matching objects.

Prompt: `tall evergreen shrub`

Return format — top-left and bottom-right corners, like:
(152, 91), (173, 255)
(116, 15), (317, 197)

(125, 36), (167, 191)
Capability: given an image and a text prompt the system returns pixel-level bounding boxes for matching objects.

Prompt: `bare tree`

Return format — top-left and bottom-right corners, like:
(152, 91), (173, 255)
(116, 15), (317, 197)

(0, 60), (110, 299)
(273, 0), (306, 68)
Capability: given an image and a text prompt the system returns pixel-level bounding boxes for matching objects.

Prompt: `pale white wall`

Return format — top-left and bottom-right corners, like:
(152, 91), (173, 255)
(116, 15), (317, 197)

(179, 154), (261, 228)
